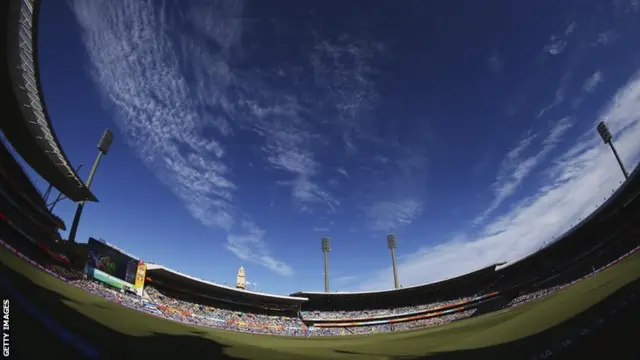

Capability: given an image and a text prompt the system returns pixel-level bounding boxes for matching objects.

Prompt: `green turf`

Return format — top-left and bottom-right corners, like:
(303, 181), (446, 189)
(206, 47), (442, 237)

(1, 244), (639, 360)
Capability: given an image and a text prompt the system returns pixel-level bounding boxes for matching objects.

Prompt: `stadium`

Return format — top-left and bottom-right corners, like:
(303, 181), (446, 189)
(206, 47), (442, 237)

(1, 0), (640, 359)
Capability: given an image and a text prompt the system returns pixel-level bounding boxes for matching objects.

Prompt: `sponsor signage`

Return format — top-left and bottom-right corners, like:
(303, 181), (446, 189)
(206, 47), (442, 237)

(134, 263), (146, 289)
(86, 266), (129, 289)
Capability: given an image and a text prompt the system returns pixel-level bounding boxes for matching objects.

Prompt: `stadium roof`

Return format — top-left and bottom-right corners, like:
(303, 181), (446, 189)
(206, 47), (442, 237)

(1, 0), (97, 202)
(290, 263), (501, 299)
(146, 264), (308, 306)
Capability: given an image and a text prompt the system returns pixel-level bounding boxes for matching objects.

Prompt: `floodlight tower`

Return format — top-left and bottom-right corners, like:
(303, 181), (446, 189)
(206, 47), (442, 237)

(387, 234), (400, 289)
(321, 237), (331, 292)
(597, 121), (628, 179)
(68, 129), (113, 243)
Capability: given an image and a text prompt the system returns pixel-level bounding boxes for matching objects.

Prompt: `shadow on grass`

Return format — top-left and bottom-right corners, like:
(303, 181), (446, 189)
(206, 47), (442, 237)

(1, 248), (639, 360)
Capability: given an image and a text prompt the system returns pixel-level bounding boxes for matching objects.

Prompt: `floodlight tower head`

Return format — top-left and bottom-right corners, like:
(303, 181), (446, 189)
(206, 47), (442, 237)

(597, 121), (629, 179)
(597, 121), (612, 144)
(387, 234), (397, 250)
(322, 237), (331, 252)
(98, 129), (114, 155)
(321, 237), (331, 292)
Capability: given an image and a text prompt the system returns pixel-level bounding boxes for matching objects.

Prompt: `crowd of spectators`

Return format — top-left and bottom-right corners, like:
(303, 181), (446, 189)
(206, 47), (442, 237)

(307, 310), (477, 336)
(48, 264), (83, 280)
(301, 297), (473, 320)
(391, 309), (477, 331)
(507, 285), (567, 307)
(145, 286), (308, 336)
(18, 239), (638, 338)
(69, 279), (159, 316)
(41, 264), (563, 337)
(141, 286), (481, 336)
(504, 247), (639, 309)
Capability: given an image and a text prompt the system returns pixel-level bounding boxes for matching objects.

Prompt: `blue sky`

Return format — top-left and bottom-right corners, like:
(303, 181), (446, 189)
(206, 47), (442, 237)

(16, 0), (640, 295)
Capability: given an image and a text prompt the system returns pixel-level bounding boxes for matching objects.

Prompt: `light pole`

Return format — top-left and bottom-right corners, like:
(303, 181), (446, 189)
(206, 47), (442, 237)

(48, 163), (84, 212)
(597, 121), (628, 179)
(321, 237), (331, 292)
(387, 234), (400, 289)
(68, 129), (113, 243)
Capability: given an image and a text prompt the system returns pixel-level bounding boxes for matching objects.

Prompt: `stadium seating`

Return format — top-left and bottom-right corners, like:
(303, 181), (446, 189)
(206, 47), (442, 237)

(6, 243), (631, 337)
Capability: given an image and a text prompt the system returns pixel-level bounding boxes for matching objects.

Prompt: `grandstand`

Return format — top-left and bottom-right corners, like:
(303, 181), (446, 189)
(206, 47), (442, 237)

(291, 166), (640, 320)
(292, 264), (501, 310)
(0, 138), (73, 268)
(1, 225), (639, 358)
(145, 264), (307, 310)
(1, 0), (96, 202)
(0, 139), (65, 232)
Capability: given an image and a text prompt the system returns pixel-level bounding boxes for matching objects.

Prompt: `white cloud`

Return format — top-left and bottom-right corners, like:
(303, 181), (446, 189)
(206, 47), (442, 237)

(237, 33), (385, 213)
(76, 0), (378, 220)
(313, 227), (330, 233)
(488, 53), (504, 73)
(263, 134), (337, 211)
(474, 117), (574, 225)
(365, 199), (423, 232)
(543, 22), (577, 56)
(358, 147), (429, 232)
(544, 38), (566, 55)
(537, 87), (565, 118)
(72, 0), (295, 275)
(292, 177), (339, 211)
(359, 71), (640, 291)
(227, 221), (294, 277)
(335, 275), (357, 283)
(72, 0), (237, 230)
(564, 22), (577, 36)
(311, 33), (384, 149)
(592, 30), (617, 47)
(614, 0), (640, 14)
(583, 71), (604, 93)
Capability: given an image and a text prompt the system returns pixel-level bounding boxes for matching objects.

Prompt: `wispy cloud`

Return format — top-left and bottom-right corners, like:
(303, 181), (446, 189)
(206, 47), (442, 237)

(537, 72), (572, 119)
(572, 71), (604, 110)
(71, 0), (295, 275)
(474, 118), (575, 225)
(488, 52), (504, 73)
(543, 22), (577, 56)
(227, 221), (294, 277)
(311, 32), (385, 150)
(365, 199), (423, 232)
(72, 0), (237, 230)
(359, 146), (429, 232)
(237, 28), (385, 212)
(614, 0), (640, 14)
(537, 88), (565, 118)
(239, 94), (340, 212)
(313, 227), (330, 233)
(583, 71), (604, 93)
(359, 71), (640, 291)
(592, 30), (617, 47)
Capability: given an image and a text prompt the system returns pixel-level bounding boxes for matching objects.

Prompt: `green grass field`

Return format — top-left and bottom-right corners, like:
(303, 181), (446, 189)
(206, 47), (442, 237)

(1, 244), (639, 360)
